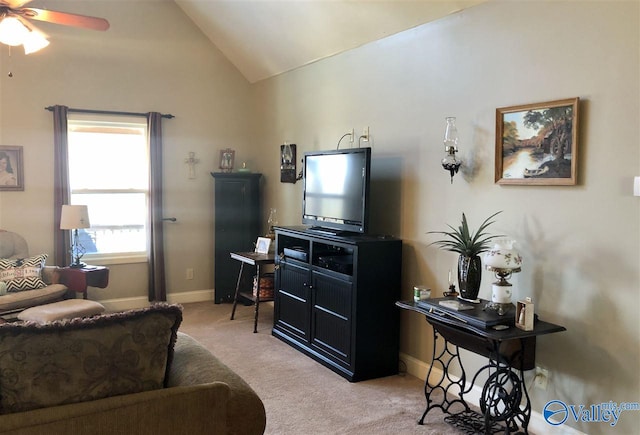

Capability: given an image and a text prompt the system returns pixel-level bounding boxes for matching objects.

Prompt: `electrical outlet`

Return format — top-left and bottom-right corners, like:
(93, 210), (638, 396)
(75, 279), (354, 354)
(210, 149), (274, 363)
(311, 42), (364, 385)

(534, 366), (549, 390)
(362, 126), (370, 142)
(186, 268), (194, 280)
(349, 128), (355, 143)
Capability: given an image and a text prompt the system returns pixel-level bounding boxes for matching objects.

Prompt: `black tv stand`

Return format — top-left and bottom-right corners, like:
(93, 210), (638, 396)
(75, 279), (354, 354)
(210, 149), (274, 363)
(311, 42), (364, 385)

(273, 225), (402, 381)
(307, 226), (357, 237)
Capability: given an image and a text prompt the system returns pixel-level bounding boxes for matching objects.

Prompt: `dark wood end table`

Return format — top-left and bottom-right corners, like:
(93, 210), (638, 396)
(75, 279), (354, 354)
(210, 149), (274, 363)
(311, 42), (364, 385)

(59, 265), (109, 299)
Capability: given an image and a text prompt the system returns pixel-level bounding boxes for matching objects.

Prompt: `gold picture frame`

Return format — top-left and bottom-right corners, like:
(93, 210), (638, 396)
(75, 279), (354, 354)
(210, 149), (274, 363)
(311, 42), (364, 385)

(0, 145), (24, 191)
(495, 97), (579, 185)
(219, 148), (235, 173)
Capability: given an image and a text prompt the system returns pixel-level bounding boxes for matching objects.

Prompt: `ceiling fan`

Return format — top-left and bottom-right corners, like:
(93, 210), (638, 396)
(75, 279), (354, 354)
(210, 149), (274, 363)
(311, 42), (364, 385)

(0, 0), (109, 54)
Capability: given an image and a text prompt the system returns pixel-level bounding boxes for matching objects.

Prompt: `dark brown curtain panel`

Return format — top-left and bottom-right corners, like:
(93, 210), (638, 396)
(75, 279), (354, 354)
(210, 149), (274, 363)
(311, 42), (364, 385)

(52, 105), (70, 267)
(147, 112), (166, 301)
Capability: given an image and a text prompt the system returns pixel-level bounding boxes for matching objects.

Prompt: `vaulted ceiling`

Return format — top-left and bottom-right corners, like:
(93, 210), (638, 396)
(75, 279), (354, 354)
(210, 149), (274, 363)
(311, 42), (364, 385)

(174, 0), (487, 83)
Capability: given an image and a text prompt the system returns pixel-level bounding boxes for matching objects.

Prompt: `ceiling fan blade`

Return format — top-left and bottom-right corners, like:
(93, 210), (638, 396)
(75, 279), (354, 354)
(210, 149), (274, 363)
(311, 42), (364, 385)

(2, 0), (32, 9)
(24, 8), (109, 31)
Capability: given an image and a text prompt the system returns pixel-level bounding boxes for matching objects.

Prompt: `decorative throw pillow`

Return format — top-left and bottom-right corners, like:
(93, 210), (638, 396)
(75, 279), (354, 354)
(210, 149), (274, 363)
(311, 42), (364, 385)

(0, 254), (47, 292)
(0, 303), (183, 414)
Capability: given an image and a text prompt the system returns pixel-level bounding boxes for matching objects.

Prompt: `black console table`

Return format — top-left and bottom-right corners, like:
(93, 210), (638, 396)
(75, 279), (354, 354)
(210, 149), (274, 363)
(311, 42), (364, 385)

(396, 298), (566, 434)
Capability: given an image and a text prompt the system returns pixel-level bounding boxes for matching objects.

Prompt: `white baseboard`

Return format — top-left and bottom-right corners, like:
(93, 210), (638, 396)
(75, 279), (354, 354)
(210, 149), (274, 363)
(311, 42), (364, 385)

(97, 289), (214, 312)
(167, 289), (214, 304)
(400, 352), (584, 435)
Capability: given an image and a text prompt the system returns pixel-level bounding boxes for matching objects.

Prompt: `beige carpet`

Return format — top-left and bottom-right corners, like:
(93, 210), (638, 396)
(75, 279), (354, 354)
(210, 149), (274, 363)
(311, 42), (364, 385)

(179, 301), (467, 434)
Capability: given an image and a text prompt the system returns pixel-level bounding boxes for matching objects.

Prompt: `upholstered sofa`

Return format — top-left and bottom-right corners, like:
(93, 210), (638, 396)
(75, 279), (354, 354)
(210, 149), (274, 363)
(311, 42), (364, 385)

(0, 230), (68, 316)
(0, 305), (266, 435)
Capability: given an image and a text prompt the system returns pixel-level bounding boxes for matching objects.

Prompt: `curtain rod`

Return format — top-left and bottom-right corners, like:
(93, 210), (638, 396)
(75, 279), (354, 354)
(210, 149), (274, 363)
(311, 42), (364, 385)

(45, 106), (174, 119)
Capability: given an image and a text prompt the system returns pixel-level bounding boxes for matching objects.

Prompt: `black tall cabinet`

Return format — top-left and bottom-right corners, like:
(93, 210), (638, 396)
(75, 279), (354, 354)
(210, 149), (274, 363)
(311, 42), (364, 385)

(211, 172), (262, 303)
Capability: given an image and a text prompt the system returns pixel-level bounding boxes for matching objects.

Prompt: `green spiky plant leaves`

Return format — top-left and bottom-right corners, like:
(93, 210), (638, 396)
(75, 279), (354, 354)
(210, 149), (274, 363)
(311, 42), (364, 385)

(428, 211), (503, 257)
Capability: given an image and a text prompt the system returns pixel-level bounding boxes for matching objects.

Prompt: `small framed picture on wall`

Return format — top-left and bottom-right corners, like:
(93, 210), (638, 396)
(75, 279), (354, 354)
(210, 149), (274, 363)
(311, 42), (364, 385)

(0, 145), (24, 191)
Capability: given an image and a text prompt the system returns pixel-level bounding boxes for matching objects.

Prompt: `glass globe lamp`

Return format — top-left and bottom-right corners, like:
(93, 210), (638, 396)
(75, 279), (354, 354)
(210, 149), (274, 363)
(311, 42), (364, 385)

(484, 239), (522, 315)
(441, 117), (461, 183)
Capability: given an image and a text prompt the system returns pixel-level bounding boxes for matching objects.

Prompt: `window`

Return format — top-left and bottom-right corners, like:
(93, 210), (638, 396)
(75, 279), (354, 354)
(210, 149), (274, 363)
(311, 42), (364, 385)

(67, 114), (149, 262)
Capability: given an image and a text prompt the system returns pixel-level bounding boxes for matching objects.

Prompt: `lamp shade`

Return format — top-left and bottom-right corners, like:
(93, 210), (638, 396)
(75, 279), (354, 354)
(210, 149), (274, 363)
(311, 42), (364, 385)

(0, 17), (29, 46)
(484, 239), (522, 270)
(22, 30), (49, 54)
(60, 205), (91, 230)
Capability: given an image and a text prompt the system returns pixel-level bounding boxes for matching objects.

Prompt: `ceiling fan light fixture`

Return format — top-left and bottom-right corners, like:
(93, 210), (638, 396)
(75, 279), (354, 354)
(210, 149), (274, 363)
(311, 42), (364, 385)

(22, 29), (49, 54)
(0, 16), (30, 46)
(0, 1), (109, 55)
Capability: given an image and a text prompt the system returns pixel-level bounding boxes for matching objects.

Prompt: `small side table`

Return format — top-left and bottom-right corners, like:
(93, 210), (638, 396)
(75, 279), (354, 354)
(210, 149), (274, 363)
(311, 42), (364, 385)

(396, 298), (566, 434)
(59, 265), (109, 299)
(229, 251), (275, 333)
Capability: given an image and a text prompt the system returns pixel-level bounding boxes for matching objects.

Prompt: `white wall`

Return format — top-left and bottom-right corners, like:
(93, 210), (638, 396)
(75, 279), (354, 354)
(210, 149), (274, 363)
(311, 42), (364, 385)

(0, 0), (253, 301)
(252, 1), (640, 434)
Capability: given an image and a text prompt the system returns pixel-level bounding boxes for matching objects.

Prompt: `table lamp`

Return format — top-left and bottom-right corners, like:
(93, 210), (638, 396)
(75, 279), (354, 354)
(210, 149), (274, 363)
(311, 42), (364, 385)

(60, 204), (91, 268)
(484, 239), (522, 315)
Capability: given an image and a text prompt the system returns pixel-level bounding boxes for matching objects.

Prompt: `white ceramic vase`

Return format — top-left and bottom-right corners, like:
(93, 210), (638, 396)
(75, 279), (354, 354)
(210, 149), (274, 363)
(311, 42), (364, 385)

(492, 283), (512, 304)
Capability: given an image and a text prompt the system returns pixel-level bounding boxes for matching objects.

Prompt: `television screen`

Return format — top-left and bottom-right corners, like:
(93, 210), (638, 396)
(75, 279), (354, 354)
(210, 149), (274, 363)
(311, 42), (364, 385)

(302, 147), (371, 234)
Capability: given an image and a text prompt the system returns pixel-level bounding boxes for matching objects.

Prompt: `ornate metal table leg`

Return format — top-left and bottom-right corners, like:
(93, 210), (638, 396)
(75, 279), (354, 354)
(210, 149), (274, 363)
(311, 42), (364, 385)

(477, 339), (531, 434)
(419, 323), (469, 425)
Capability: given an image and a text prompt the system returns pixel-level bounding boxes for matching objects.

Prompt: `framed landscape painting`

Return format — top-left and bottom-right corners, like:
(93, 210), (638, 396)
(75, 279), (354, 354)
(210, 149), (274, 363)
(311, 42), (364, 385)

(0, 146), (24, 191)
(495, 97), (579, 185)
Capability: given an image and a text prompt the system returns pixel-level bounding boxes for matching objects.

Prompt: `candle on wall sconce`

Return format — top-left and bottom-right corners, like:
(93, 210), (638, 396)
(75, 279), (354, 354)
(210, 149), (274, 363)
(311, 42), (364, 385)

(280, 142), (297, 183)
(441, 117), (462, 183)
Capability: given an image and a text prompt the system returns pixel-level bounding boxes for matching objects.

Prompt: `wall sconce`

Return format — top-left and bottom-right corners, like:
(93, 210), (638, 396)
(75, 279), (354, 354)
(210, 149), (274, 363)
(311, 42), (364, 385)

(441, 117), (461, 183)
(60, 204), (91, 268)
(280, 142), (297, 183)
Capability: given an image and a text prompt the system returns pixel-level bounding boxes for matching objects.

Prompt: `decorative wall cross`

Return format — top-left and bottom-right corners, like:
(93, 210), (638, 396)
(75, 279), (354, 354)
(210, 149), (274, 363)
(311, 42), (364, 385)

(184, 151), (200, 179)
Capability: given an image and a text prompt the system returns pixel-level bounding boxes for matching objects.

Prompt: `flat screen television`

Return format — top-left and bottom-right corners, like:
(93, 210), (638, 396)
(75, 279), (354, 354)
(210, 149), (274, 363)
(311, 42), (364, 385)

(302, 147), (371, 234)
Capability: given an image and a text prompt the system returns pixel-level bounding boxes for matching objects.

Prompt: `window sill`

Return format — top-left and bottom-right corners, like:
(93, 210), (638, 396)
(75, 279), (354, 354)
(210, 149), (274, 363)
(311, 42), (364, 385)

(83, 253), (147, 266)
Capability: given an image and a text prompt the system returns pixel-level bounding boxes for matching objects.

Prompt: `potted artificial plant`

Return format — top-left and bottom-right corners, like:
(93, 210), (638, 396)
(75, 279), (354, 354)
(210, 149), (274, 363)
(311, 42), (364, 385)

(429, 211), (502, 301)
